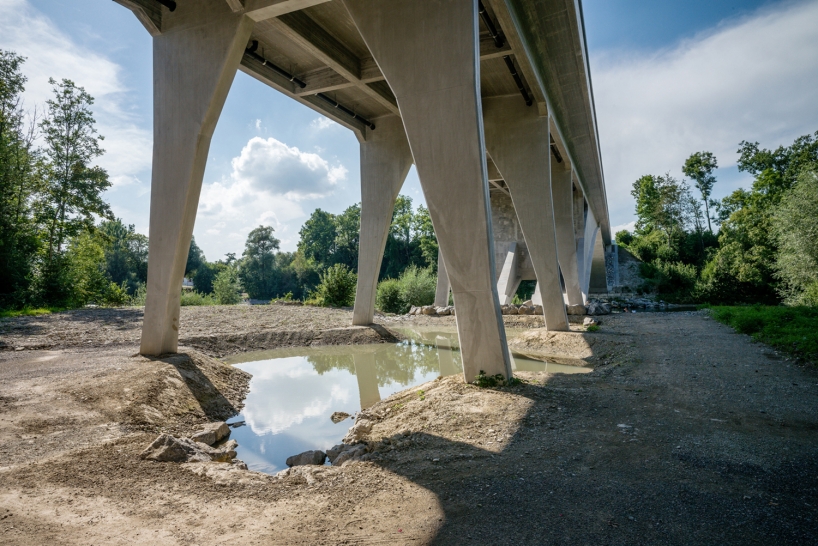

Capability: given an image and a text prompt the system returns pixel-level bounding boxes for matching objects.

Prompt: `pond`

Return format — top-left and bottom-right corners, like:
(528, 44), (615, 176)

(223, 328), (591, 474)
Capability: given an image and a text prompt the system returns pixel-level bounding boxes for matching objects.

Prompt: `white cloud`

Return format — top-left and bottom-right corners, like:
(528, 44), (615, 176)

(196, 136), (347, 258)
(592, 0), (818, 228)
(0, 0), (152, 191)
(612, 221), (636, 234)
(310, 116), (338, 130)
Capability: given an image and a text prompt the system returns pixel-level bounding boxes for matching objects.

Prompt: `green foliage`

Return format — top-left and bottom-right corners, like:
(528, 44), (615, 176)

(238, 225), (280, 299)
(376, 278), (406, 314)
(770, 170), (818, 305)
(587, 324), (600, 332)
(682, 151), (718, 233)
(615, 230), (634, 246)
(473, 371), (517, 388)
(311, 263), (357, 307)
(298, 209), (337, 265)
(185, 236), (205, 278)
(397, 265), (436, 307)
(212, 267), (242, 305)
(130, 282), (146, 307)
(98, 219), (148, 294)
(711, 306), (818, 363)
(180, 290), (216, 306)
(638, 260), (698, 302)
(0, 307), (64, 318)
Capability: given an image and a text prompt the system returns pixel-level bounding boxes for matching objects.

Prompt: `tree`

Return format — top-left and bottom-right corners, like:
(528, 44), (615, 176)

(212, 267), (242, 304)
(98, 219), (148, 294)
(333, 204), (360, 270)
(682, 151), (718, 233)
(298, 209), (336, 265)
(37, 78), (111, 264)
(185, 236), (205, 278)
(413, 204), (438, 270)
(0, 50), (40, 308)
(239, 225), (280, 299)
(771, 170), (818, 305)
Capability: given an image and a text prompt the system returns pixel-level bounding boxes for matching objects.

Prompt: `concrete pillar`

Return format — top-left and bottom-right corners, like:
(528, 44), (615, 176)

(434, 248), (451, 307)
(589, 230), (608, 294)
(580, 207), (599, 301)
(344, 0), (512, 380)
(573, 181), (586, 292)
(435, 335), (461, 377)
(496, 243), (522, 305)
(140, 3), (253, 355)
(483, 95), (569, 331)
(353, 350), (381, 409)
(352, 115), (413, 325)
(552, 163), (583, 306)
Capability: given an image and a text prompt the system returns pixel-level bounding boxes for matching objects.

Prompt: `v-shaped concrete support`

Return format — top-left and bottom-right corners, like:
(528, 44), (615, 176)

(140, 3), (253, 355)
(483, 95), (569, 331)
(343, 0), (512, 380)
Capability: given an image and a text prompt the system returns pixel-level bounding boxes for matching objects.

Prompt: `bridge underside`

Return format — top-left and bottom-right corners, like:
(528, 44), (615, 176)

(117, 0), (610, 382)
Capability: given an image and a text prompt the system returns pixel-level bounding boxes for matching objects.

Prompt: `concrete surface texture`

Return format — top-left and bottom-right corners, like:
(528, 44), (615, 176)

(352, 115), (413, 326)
(343, 0), (512, 380)
(434, 248), (451, 307)
(552, 163), (584, 306)
(483, 95), (568, 331)
(140, 2), (253, 356)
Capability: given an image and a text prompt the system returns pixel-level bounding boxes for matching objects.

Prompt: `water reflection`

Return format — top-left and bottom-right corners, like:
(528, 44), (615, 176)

(223, 331), (589, 474)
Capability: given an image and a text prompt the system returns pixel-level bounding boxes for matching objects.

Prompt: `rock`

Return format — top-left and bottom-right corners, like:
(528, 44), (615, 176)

(232, 459), (248, 470)
(286, 450), (327, 467)
(566, 304), (587, 316)
(326, 444), (346, 462)
(583, 317), (599, 327)
(522, 299), (533, 307)
(333, 444), (367, 466)
(587, 301), (611, 316)
(343, 418), (374, 443)
(501, 304), (518, 315)
(533, 304), (543, 315)
(190, 421), (230, 446)
(408, 306), (418, 315)
(140, 434), (239, 463)
(435, 306), (451, 316)
(420, 305), (437, 316)
(140, 434), (188, 462)
(518, 305), (535, 315)
(330, 411), (350, 423)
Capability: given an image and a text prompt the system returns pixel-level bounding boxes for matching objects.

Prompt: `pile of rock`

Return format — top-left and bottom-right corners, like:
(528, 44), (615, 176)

(586, 300), (612, 316)
(610, 297), (678, 311)
(140, 421), (246, 469)
(285, 443), (373, 469)
(407, 305), (455, 317)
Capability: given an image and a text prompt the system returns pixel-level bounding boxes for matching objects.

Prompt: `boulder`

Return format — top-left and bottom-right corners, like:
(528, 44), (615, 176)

(408, 306), (418, 315)
(532, 304), (543, 315)
(333, 444), (368, 466)
(343, 418), (374, 443)
(583, 317), (600, 327)
(518, 305), (536, 315)
(522, 299), (533, 307)
(326, 443), (346, 462)
(501, 304), (518, 315)
(435, 306), (451, 316)
(140, 433), (239, 463)
(330, 411), (350, 423)
(566, 304), (587, 316)
(285, 450), (327, 467)
(587, 301), (611, 316)
(420, 305), (437, 316)
(190, 421), (230, 446)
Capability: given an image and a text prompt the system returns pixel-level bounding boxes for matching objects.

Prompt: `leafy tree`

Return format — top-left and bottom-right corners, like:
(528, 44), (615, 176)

(0, 50), (40, 308)
(298, 209), (336, 265)
(98, 219), (148, 293)
(37, 78), (111, 264)
(413, 204), (438, 270)
(310, 263), (356, 307)
(771, 170), (818, 305)
(185, 236), (205, 278)
(333, 203), (360, 270)
(212, 267), (242, 304)
(239, 225), (280, 299)
(682, 151), (718, 233)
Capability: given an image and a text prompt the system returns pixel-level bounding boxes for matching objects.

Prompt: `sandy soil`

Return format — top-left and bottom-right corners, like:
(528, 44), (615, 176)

(1, 308), (817, 544)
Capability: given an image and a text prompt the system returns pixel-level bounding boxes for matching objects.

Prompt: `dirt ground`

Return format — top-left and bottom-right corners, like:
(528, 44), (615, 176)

(1, 307), (817, 544)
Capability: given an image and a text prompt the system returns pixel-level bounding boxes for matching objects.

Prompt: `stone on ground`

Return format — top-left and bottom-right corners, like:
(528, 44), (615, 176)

(285, 450), (327, 467)
(190, 421), (230, 445)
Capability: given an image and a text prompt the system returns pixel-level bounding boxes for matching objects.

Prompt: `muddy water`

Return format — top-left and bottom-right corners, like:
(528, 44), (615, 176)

(223, 328), (590, 474)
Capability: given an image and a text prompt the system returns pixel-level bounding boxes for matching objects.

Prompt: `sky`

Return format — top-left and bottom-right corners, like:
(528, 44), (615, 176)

(0, 0), (816, 258)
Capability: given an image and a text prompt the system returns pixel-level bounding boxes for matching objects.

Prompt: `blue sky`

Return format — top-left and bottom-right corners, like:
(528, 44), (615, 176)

(1, 0), (817, 258)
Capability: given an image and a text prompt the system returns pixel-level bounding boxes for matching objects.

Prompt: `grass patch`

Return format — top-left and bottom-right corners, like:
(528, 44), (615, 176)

(0, 307), (65, 318)
(710, 305), (818, 363)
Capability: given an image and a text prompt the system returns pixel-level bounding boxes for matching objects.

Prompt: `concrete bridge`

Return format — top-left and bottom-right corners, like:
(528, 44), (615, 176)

(116, 0), (610, 382)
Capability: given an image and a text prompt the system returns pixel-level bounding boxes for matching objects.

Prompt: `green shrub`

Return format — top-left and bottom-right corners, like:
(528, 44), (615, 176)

(376, 278), (407, 314)
(711, 305), (818, 362)
(213, 268), (242, 305)
(398, 265), (436, 307)
(130, 282), (147, 306)
(102, 281), (130, 307)
(638, 260), (698, 302)
(312, 263), (357, 307)
(180, 290), (215, 306)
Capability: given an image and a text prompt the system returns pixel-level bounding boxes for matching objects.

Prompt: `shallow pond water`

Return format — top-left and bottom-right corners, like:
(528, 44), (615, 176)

(223, 328), (590, 474)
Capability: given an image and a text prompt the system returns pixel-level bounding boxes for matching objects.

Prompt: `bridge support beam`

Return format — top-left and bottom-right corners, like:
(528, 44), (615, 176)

(344, 0), (512, 380)
(483, 95), (569, 331)
(140, 3), (253, 356)
(580, 207), (599, 301)
(552, 164), (584, 306)
(434, 248), (451, 307)
(352, 115), (413, 326)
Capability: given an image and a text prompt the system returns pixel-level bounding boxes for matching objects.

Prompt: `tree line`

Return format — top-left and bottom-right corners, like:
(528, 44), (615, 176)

(618, 132), (818, 306)
(0, 49), (439, 312)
